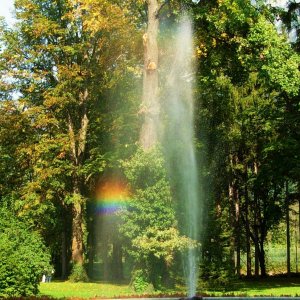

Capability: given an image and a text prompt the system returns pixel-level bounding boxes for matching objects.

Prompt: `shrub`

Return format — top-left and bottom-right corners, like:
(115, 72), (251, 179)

(131, 269), (153, 293)
(69, 263), (89, 282)
(0, 210), (51, 297)
(121, 148), (194, 289)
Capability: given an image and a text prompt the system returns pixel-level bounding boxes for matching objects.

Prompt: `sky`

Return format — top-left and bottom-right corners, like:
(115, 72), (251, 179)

(267, 0), (288, 7)
(0, 0), (296, 31)
(0, 0), (15, 26)
(0, 0), (292, 26)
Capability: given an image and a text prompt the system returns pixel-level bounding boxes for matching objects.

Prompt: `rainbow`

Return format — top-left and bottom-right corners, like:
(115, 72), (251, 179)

(95, 179), (131, 215)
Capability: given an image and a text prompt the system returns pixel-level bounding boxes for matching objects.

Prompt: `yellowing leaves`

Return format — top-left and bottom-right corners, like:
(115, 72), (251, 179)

(196, 43), (207, 58)
(133, 227), (197, 266)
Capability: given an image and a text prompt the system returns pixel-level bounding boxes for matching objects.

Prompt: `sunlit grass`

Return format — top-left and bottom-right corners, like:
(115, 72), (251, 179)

(40, 281), (133, 299)
(39, 277), (300, 299)
(203, 277), (300, 297)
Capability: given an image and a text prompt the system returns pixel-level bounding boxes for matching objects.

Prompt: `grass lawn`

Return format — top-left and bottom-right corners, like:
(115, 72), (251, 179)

(40, 281), (133, 298)
(40, 281), (134, 299)
(209, 277), (300, 296)
(39, 277), (300, 299)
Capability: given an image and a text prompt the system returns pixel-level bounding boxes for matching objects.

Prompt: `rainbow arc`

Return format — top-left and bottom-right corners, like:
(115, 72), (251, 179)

(95, 180), (131, 215)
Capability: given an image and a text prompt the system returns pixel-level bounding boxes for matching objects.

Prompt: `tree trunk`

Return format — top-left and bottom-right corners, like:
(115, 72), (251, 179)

(245, 181), (252, 277)
(253, 217), (260, 277)
(103, 242), (110, 280)
(297, 198), (300, 273)
(71, 198), (84, 265)
(112, 242), (123, 281)
(254, 240), (260, 277)
(235, 188), (241, 277)
(253, 161), (259, 277)
(259, 241), (266, 277)
(286, 181), (291, 276)
(140, 0), (160, 150)
(68, 88), (89, 267)
(61, 227), (67, 279)
(229, 182), (236, 273)
(87, 227), (95, 278)
(244, 162), (252, 277)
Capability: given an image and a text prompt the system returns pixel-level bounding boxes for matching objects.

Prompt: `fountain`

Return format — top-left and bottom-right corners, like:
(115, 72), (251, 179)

(92, 14), (201, 297)
(162, 15), (201, 298)
(91, 9), (300, 300)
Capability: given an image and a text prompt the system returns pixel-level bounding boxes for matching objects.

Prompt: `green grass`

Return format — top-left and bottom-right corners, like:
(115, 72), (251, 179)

(40, 281), (134, 299)
(205, 277), (300, 297)
(39, 277), (300, 299)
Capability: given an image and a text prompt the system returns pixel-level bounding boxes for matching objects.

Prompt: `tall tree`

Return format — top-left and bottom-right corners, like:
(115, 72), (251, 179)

(0, 0), (136, 277)
(140, 0), (161, 149)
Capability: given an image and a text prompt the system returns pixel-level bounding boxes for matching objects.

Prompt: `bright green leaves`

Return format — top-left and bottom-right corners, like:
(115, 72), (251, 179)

(121, 148), (192, 288)
(196, 0), (300, 96)
(122, 148), (168, 189)
(133, 227), (195, 266)
(65, 192), (86, 205)
(239, 16), (300, 95)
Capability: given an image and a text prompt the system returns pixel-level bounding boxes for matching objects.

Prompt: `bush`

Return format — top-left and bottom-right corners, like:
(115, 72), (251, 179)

(69, 263), (89, 282)
(121, 148), (192, 289)
(0, 210), (51, 297)
(131, 269), (152, 293)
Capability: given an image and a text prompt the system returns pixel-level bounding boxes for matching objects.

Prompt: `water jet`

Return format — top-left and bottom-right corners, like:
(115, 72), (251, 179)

(162, 15), (200, 297)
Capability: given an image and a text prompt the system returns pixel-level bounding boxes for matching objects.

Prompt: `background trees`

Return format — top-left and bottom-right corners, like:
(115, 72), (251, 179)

(194, 0), (300, 279)
(0, 0), (299, 294)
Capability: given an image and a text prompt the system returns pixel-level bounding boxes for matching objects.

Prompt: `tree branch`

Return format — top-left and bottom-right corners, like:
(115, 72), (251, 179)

(156, 0), (170, 18)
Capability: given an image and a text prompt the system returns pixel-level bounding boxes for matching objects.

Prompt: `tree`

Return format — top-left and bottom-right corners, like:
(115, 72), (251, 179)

(0, 0), (137, 278)
(139, 0), (161, 149)
(193, 0), (299, 278)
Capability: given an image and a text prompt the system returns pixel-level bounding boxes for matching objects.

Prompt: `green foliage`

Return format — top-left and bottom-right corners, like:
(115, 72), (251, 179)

(0, 209), (51, 297)
(239, 16), (300, 95)
(131, 269), (154, 293)
(133, 227), (195, 266)
(0, 0), (140, 273)
(193, 0), (300, 278)
(121, 148), (193, 289)
(0, 0), (299, 289)
(69, 264), (89, 283)
(200, 257), (237, 291)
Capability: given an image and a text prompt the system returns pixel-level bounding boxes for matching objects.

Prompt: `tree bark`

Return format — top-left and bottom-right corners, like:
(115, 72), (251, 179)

(140, 0), (160, 150)
(71, 190), (84, 265)
(112, 242), (123, 281)
(68, 88), (89, 267)
(244, 177), (252, 277)
(254, 236), (260, 276)
(235, 188), (241, 277)
(286, 181), (291, 276)
(259, 241), (266, 277)
(61, 226), (67, 279)
(297, 198), (300, 273)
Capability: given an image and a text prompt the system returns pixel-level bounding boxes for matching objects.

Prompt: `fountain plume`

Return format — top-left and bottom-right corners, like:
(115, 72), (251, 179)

(161, 15), (200, 297)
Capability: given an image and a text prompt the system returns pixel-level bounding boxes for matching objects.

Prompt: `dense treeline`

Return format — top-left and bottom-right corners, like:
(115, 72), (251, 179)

(0, 0), (299, 296)
(195, 0), (300, 279)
